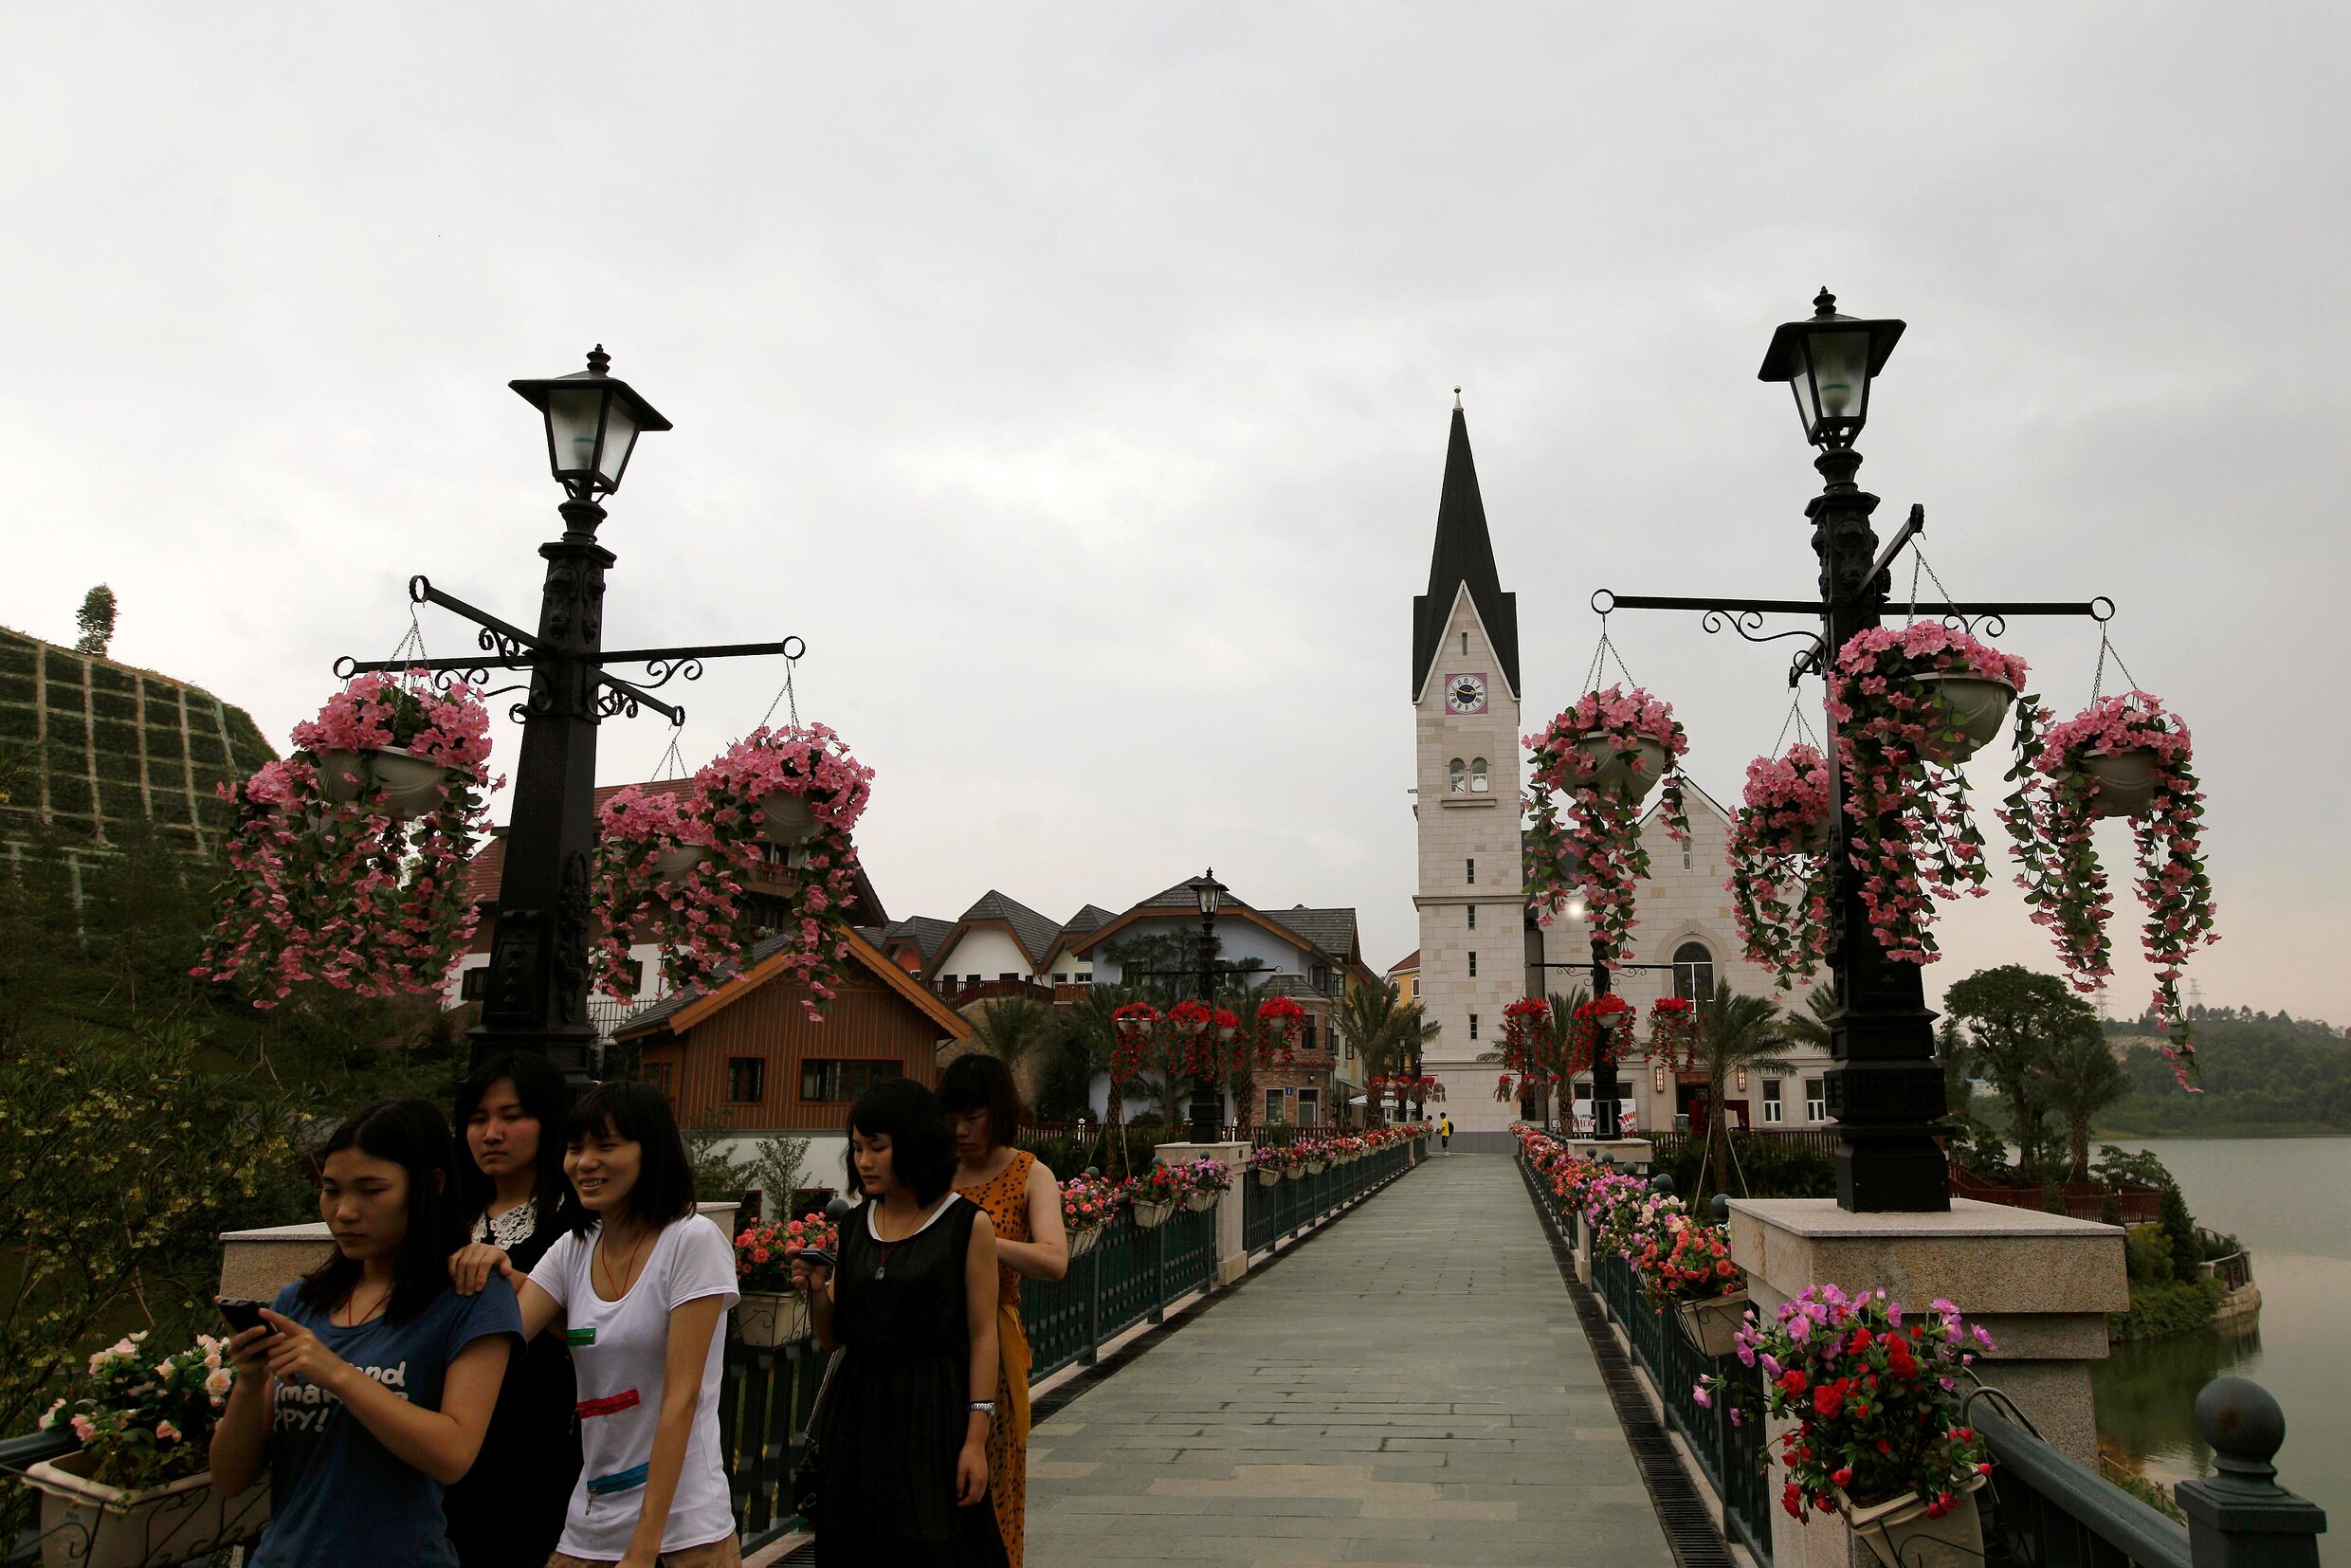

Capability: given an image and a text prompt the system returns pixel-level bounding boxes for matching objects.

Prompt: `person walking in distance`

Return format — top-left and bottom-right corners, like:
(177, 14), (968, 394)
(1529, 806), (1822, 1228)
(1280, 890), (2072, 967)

(1439, 1113), (1452, 1154)
(940, 1054), (1069, 1567)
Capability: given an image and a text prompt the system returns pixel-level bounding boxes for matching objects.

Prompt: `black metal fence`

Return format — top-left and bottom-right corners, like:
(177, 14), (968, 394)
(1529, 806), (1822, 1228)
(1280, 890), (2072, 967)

(1242, 1139), (1419, 1254)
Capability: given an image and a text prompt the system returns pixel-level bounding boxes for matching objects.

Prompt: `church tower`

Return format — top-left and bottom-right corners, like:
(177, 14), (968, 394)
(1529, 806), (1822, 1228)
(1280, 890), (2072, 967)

(1411, 402), (1525, 1134)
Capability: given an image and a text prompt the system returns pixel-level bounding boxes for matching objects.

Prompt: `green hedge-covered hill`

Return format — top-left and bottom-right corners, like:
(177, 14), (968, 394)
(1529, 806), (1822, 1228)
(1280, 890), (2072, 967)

(0, 625), (276, 853)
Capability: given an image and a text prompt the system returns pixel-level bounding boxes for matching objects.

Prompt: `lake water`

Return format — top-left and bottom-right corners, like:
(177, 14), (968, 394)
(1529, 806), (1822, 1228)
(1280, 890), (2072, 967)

(2091, 1137), (2349, 1529)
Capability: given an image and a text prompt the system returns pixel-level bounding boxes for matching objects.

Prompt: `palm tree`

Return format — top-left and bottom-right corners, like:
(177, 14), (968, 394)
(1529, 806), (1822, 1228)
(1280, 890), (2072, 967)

(1779, 984), (1836, 1052)
(1334, 977), (1436, 1124)
(1476, 987), (1588, 1129)
(1688, 980), (1796, 1201)
(2029, 1024), (2128, 1181)
(1052, 985), (1145, 1180)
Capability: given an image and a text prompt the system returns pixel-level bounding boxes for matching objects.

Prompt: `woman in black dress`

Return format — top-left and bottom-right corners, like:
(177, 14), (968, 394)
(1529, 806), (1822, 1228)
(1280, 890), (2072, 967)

(443, 1051), (583, 1566)
(793, 1079), (1009, 1568)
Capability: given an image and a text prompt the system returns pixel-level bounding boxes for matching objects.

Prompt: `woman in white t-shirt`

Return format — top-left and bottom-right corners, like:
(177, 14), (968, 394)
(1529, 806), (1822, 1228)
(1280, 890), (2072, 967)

(502, 1082), (741, 1568)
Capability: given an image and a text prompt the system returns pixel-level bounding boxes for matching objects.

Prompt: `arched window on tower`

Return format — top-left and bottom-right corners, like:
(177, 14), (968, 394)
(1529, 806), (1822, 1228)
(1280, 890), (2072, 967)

(1469, 757), (1490, 793)
(1672, 941), (1715, 1001)
(1449, 757), (1466, 793)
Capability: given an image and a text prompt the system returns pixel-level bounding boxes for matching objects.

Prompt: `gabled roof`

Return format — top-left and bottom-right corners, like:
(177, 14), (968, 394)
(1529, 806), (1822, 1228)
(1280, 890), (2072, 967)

(1059, 880), (1359, 972)
(1264, 905), (1360, 967)
(1388, 949), (1421, 975)
(879, 915), (957, 966)
(954, 890), (1064, 968)
(1062, 903), (1116, 938)
(1412, 405), (1521, 702)
(613, 925), (971, 1043)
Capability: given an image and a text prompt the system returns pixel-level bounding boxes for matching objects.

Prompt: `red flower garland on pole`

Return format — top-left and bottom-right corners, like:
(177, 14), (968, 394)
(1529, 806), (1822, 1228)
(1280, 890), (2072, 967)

(1648, 996), (1700, 1072)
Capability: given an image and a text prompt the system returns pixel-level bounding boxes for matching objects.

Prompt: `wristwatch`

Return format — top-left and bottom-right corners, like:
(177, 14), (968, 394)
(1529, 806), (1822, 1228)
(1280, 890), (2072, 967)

(969, 1400), (997, 1417)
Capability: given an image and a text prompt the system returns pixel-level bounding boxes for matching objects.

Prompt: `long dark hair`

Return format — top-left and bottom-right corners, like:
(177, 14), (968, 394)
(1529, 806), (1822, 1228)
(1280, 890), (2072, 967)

(299, 1099), (463, 1322)
(453, 1051), (577, 1251)
(844, 1078), (957, 1205)
(562, 1082), (697, 1236)
(936, 1053), (1022, 1150)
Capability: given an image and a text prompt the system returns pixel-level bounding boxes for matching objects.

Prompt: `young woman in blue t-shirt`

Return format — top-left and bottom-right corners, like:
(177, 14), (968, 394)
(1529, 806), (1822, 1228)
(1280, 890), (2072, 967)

(210, 1099), (519, 1568)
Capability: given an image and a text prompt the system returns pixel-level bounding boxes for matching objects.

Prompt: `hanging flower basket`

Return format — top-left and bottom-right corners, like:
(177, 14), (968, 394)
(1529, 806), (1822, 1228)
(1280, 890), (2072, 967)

(1568, 994), (1633, 1077)
(1999, 692), (2215, 1085)
(590, 785), (743, 1001)
(1676, 1290), (1753, 1358)
(1524, 685), (1693, 966)
(694, 724), (875, 1023)
(1828, 627), (2029, 964)
(1912, 674), (2015, 764)
(1726, 745), (1834, 989)
(196, 676), (494, 1008)
(295, 674), (491, 821)
(1132, 1198), (1176, 1229)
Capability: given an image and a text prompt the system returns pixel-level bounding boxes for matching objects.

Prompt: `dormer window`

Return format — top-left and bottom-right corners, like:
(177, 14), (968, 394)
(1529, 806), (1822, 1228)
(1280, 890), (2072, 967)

(1448, 757), (1466, 793)
(1469, 757), (1489, 793)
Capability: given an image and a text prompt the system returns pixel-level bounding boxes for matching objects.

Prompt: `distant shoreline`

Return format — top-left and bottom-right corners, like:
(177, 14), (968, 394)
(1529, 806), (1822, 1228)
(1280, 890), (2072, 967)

(2093, 1125), (2351, 1140)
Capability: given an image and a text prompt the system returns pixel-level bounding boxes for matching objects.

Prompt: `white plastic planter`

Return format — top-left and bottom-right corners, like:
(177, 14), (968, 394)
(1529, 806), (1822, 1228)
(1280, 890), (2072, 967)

(1183, 1191), (1219, 1212)
(2080, 747), (2160, 819)
(1673, 1289), (1750, 1358)
(1840, 1473), (1988, 1568)
(734, 1290), (811, 1348)
(1574, 735), (1670, 802)
(23, 1453), (269, 1568)
(760, 794), (818, 845)
(312, 747), (454, 818)
(1915, 674), (2015, 764)
(651, 845), (710, 881)
(1132, 1198), (1176, 1230)
(1255, 1168), (1282, 1188)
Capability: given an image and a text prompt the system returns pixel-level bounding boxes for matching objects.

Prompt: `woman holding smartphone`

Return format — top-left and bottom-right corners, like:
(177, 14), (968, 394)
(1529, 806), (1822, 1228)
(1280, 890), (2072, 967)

(443, 1051), (583, 1566)
(502, 1081), (741, 1568)
(792, 1078), (1009, 1568)
(209, 1099), (519, 1568)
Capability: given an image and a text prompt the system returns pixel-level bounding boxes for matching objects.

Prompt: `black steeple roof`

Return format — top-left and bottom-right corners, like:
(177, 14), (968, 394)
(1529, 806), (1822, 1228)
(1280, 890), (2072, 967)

(1412, 404), (1520, 700)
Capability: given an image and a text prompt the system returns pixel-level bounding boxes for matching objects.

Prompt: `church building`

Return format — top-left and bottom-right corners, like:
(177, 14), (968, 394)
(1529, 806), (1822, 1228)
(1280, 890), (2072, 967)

(1407, 404), (1834, 1140)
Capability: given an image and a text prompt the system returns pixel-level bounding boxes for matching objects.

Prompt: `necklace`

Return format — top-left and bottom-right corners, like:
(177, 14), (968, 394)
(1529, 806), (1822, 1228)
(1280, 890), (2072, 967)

(336, 1282), (390, 1328)
(596, 1223), (652, 1300)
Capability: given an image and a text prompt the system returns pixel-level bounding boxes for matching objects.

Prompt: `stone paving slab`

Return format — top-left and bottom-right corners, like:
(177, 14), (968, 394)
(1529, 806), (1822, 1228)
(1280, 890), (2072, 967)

(1026, 1154), (1677, 1568)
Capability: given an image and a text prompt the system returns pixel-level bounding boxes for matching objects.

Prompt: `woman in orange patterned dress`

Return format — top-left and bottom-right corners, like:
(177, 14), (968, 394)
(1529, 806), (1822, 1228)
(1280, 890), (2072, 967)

(939, 1054), (1068, 1568)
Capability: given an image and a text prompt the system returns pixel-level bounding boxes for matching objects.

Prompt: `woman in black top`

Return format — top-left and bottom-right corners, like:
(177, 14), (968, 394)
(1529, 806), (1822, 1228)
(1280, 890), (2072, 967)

(443, 1051), (582, 1567)
(793, 1079), (1008, 1567)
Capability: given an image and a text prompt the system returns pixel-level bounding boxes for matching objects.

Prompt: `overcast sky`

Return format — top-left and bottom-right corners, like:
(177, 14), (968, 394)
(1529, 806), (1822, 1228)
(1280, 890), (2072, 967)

(5, 6), (2343, 1023)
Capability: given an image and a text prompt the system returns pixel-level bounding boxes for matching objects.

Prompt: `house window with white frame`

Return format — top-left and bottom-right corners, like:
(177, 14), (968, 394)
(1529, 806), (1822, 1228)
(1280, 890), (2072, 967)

(1761, 1079), (1784, 1123)
(1449, 757), (1466, 793)
(1805, 1078), (1826, 1121)
(1470, 757), (1489, 793)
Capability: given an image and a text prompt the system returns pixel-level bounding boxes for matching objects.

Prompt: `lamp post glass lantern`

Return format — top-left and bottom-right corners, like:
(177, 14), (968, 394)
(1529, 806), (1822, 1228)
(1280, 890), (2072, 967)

(1189, 868), (1229, 1143)
(510, 344), (674, 500)
(1758, 288), (1905, 450)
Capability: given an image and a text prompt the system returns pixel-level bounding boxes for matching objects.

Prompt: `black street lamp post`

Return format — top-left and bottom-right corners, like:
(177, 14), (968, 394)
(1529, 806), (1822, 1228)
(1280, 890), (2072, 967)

(1595, 291), (2113, 1212)
(1187, 869), (1229, 1144)
(335, 347), (800, 1081)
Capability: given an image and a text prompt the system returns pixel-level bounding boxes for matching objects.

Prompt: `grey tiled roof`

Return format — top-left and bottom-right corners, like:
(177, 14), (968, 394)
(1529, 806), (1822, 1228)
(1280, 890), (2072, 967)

(1265, 905), (1359, 965)
(882, 915), (957, 964)
(1061, 903), (1117, 938)
(958, 890), (1063, 967)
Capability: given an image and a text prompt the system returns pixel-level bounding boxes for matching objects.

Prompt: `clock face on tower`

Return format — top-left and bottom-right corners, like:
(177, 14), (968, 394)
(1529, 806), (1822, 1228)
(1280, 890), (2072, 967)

(1445, 673), (1488, 715)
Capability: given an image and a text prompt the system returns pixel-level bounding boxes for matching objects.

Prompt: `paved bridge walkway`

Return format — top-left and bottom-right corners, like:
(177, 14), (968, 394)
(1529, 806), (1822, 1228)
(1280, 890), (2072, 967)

(1023, 1153), (1680, 1568)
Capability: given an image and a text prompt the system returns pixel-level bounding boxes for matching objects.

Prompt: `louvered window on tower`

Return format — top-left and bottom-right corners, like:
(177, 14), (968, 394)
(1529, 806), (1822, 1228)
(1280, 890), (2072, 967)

(1470, 757), (1489, 793)
(1466, 858), (1476, 884)
(1466, 905), (1476, 930)
(1467, 952), (1478, 977)
(1469, 1013), (1479, 1040)
(1449, 757), (1466, 793)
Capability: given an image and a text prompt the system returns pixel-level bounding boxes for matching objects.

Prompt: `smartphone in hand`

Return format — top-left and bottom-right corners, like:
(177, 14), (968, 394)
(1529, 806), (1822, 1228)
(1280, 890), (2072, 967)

(218, 1298), (268, 1337)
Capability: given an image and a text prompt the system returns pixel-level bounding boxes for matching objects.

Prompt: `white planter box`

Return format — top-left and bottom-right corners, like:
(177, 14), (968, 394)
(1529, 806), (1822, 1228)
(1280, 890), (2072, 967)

(1575, 734), (1669, 802)
(1916, 674), (2014, 764)
(1840, 1473), (1988, 1568)
(1132, 1198), (1176, 1230)
(1255, 1168), (1282, 1188)
(1183, 1191), (1219, 1212)
(1673, 1289), (1751, 1358)
(24, 1453), (269, 1568)
(735, 1290), (811, 1348)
